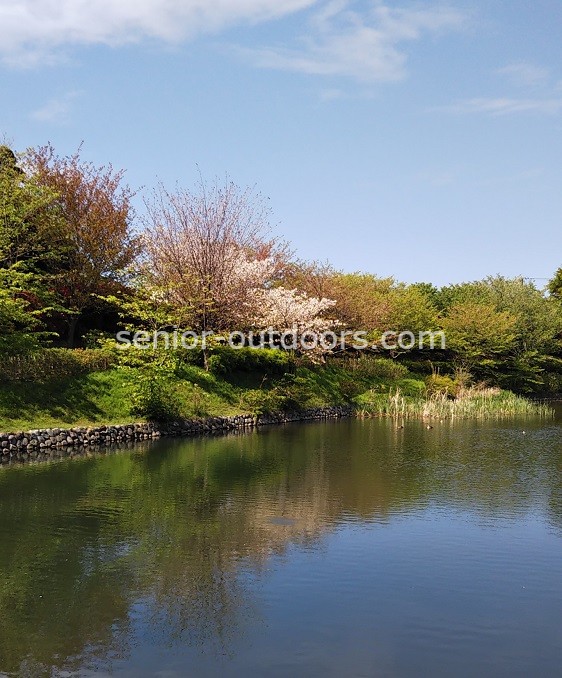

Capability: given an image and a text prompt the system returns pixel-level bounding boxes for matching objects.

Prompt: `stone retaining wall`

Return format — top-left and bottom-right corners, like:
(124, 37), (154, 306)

(0, 406), (353, 464)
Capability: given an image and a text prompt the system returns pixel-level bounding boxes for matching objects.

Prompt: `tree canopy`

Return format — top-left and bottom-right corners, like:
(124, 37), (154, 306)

(1, 140), (561, 393)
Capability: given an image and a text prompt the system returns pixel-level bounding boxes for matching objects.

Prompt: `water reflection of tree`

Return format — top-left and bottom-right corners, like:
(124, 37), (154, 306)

(0, 417), (560, 674)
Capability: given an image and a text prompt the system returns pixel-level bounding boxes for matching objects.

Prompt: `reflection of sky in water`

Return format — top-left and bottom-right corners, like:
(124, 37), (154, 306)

(0, 414), (561, 677)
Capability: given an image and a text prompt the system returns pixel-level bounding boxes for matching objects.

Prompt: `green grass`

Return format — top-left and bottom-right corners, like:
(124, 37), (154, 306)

(0, 360), (390, 431)
(0, 367), (246, 431)
(0, 371), (134, 430)
(0, 356), (551, 432)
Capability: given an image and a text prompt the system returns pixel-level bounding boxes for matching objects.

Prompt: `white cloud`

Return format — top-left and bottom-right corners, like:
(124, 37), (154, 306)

(319, 87), (346, 101)
(436, 60), (561, 117)
(0, 0), (466, 83)
(437, 97), (562, 116)
(241, 2), (466, 83)
(30, 91), (82, 123)
(496, 62), (550, 87)
(0, 0), (318, 66)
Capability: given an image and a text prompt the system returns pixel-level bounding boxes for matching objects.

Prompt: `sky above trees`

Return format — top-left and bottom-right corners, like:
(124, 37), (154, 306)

(1, 0), (561, 286)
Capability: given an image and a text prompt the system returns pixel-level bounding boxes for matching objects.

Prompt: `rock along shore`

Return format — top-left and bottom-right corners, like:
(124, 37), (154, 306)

(0, 406), (353, 465)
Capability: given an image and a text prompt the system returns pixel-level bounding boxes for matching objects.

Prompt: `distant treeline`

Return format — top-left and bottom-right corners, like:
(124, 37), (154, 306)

(1, 142), (561, 393)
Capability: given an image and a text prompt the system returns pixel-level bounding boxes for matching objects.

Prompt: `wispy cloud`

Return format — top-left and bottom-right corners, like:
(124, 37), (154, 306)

(1, 0), (466, 85)
(240, 2), (467, 83)
(0, 0), (319, 66)
(30, 91), (82, 123)
(436, 97), (562, 116)
(319, 87), (346, 101)
(496, 62), (549, 87)
(436, 59), (562, 117)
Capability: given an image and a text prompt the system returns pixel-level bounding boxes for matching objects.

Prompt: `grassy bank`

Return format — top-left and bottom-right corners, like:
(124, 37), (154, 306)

(0, 360), (385, 431)
(0, 348), (551, 432)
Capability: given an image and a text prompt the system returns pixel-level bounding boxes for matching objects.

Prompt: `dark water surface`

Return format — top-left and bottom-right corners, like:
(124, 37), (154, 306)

(1, 410), (561, 677)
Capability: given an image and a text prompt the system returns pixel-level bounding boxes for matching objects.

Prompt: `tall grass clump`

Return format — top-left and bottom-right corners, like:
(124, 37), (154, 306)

(356, 386), (553, 420)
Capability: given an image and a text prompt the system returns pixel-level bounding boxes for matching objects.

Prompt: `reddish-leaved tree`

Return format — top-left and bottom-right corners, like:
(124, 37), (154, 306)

(25, 144), (140, 346)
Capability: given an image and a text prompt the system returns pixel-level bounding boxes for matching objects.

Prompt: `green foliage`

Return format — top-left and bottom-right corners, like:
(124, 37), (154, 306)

(109, 282), (185, 333)
(437, 276), (562, 391)
(273, 372), (317, 410)
(548, 267), (562, 300)
(0, 146), (63, 272)
(0, 348), (115, 382)
(239, 389), (285, 415)
(1, 141), (562, 398)
(483, 276), (561, 353)
(441, 301), (518, 373)
(394, 378), (427, 397)
(409, 282), (442, 309)
(206, 346), (294, 375)
(0, 267), (46, 356)
(387, 284), (439, 335)
(0, 351), (553, 433)
(341, 355), (409, 381)
(129, 358), (182, 422)
(425, 374), (458, 397)
(0, 145), (58, 353)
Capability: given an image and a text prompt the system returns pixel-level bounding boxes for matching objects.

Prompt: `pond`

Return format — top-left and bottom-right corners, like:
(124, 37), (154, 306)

(1, 409), (561, 677)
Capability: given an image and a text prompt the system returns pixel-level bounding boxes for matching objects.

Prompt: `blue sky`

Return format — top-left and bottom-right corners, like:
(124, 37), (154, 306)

(1, 0), (561, 286)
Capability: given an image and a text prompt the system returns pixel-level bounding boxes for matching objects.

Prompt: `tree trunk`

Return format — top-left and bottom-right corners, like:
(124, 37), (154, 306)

(67, 315), (79, 348)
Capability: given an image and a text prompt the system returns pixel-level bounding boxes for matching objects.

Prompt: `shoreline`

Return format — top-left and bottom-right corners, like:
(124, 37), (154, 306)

(1, 395), (556, 467)
(0, 406), (353, 465)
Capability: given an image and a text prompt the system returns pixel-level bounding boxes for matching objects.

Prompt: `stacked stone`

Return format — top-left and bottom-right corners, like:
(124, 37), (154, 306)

(257, 405), (352, 425)
(0, 406), (353, 464)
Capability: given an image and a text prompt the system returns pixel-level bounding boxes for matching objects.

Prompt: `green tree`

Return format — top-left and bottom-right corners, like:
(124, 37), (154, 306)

(438, 276), (562, 390)
(0, 145), (63, 272)
(0, 146), (63, 354)
(325, 272), (395, 333)
(386, 285), (439, 335)
(548, 267), (562, 300)
(409, 282), (442, 309)
(0, 268), (44, 355)
(441, 301), (518, 377)
(25, 144), (140, 346)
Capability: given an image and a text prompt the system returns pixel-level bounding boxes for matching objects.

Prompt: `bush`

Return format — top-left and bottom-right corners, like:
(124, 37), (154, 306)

(207, 346), (294, 375)
(239, 389), (285, 415)
(425, 373), (458, 397)
(0, 348), (115, 382)
(272, 373), (316, 410)
(343, 355), (408, 381)
(395, 378), (427, 397)
(129, 361), (182, 422)
(338, 378), (364, 399)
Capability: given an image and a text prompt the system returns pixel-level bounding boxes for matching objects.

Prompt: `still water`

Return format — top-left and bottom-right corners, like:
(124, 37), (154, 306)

(1, 410), (561, 677)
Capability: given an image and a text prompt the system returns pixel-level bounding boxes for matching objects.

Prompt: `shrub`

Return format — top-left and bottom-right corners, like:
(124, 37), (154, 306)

(0, 348), (115, 382)
(207, 346), (294, 375)
(338, 378), (364, 399)
(395, 378), (427, 397)
(271, 373), (316, 410)
(425, 373), (458, 397)
(344, 355), (408, 381)
(129, 361), (181, 421)
(239, 389), (285, 415)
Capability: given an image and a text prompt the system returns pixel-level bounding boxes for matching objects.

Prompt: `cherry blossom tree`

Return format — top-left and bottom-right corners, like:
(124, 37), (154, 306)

(143, 177), (289, 333)
(250, 286), (338, 355)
